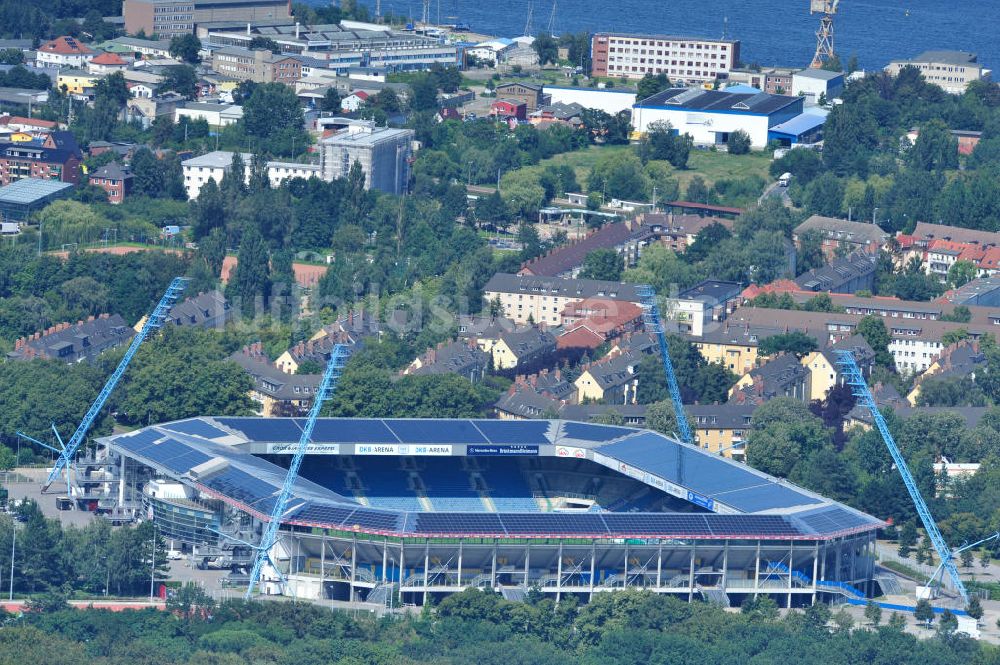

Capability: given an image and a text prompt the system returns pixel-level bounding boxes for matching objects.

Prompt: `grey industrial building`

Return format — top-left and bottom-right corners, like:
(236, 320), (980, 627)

(319, 122), (414, 195)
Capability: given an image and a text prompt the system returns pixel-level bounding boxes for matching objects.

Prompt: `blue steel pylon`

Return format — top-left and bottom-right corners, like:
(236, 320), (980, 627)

(636, 285), (693, 445)
(835, 348), (968, 604)
(18, 277), (190, 494)
(243, 343), (352, 599)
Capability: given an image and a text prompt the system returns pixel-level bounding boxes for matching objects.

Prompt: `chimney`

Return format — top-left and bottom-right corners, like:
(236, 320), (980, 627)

(295, 22), (300, 39)
(247, 22), (252, 36)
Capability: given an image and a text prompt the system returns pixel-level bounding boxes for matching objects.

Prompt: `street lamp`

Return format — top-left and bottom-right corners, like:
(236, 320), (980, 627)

(149, 524), (157, 602)
(8, 524), (15, 601)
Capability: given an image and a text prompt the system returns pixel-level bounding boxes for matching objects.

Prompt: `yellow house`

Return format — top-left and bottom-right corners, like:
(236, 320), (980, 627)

(905, 339), (985, 405)
(694, 339), (759, 375)
(58, 70), (99, 95)
(9, 131), (34, 142)
(489, 328), (556, 371)
(688, 404), (756, 460)
(728, 353), (811, 403)
(574, 352), (639, 404)
(801, 350), (839, 402)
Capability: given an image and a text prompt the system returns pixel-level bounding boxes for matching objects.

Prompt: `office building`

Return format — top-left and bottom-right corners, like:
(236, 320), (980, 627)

(886, 50), (991, 95)
(123, 0), (292, 39)
(590, 33), (740, 84)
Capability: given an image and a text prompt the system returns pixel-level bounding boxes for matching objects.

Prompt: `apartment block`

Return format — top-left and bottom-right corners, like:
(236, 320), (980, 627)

(318, 122), (413, 195)
(124, 0), (291, 39)
(483, 273), (644, 327)
(591, 33), (740, 84)
(886, 50), (991, 95)
(211, 47), (302, 84)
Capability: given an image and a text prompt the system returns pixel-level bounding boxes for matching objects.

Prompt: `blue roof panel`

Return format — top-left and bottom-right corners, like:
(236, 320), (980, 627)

(161, 419), (230, 440)
(219, 417), (303, 442)
(475, 420), (550, 444)
(387, 419), (489, 445)
(310, 418), (398, 443)
(562, 421), (634, 442)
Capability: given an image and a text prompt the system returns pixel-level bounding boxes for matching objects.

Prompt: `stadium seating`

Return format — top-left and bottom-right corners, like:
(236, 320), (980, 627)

(418, 460), (487, 512)
(478, 459), (540, 512)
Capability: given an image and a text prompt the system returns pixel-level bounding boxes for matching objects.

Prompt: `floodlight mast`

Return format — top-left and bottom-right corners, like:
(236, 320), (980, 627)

(244, 343), (352, 600)
(836, 349), (969, 604)
(22, 277), (190, 494)
(636, 285), (692, 445)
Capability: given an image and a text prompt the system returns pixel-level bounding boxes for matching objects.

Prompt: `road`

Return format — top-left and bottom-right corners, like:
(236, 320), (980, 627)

(759, 180), (792, 207)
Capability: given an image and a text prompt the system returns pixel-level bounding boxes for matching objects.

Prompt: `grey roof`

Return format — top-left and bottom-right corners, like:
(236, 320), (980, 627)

(942, 276), (1000, 305)
(678, 279), (742, 305)
(911, 222), (1000, 247)
(557, 403), (649, 422)
(0, 178), (74, 204)
(748, 353), (807, 387)
(583, 352), (639, 390)
(89, 162), (132, 182)
(794, 251), (877, 293)
(320, 123), (414, 147)
(909, 50), (979, 66)
(794, 68), (844, 80)
(499, 327), (557, 360)
(794, 215), (889, 245)
(8, 314), (133, 363)
(163, 291), (230, 329)
(410, 340), (490, 377)
(494, 389), (563, 417)
(484, 272), (644, 302)
(109, 36), (173, 50)
(228, 350), (321, 401)
(636, 87), (801, 115)
(687, 403), (757, 429)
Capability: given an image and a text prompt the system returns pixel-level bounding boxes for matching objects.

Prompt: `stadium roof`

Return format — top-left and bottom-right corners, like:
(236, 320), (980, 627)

(102, 417), (882, 540)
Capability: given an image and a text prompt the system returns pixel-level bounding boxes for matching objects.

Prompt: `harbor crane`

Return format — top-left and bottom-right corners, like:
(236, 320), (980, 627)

(18, 277), (190, 496)
(241, 343), (352, 599)
(809, 0), (840, 69)
(836, 349), (970, 604)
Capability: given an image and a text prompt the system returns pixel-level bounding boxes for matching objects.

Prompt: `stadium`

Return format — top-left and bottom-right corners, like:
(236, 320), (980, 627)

(98, 416), (883, 607)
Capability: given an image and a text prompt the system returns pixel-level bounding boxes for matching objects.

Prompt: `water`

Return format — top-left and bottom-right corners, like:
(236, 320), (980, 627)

(307, 0), (1000, 72)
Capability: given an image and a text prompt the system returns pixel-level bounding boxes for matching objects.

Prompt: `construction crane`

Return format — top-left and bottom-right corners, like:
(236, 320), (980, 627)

(243, 343), (351, 599)
(637, 286), (693, 446)
(836, 349), (970, 604)
(18, 277), (189, 495)
(809, 0), (840, 69)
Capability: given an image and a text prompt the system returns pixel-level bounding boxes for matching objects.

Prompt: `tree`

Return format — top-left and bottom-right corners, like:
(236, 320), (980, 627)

(947, 260), (978, 289)
(960, 549), (975, 568)
(130, 147), (165, 198)
(636, 72), (671, 100)
(319, 87), (342, 113)
(588, 152), (649, 201)
(645, 400), (678, 437)
(221, 152), (247, 198)
(966, 595), (984, 621)
(684, 176), (710, 204)
(805, 172), (845, 217)
(914, 598), (934, 626)
(161, 64), (198, 97)
(579, 248), (624, 281)
(242, 82), (307, 155)
(169, 34), (202, 64)
(910, 119), (959, 171)
(937, 609), (958, 636)
(757, 332), (818, 357)
(409, 74), (439, 112)
(745, 398), (832, 477)
(864, 599), (882, 626)
(248, 36), (281, 53)
(857, 315), (894, 367)
(727, 130), (751, 155)
(226, 224), (271, 317)
(532, 32), (558, 65)
(797, 229), (825, 274)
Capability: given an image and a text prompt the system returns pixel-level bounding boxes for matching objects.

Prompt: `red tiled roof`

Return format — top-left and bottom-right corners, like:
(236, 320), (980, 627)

(740, 279), (799, 300)
(0, 115), (57, 129)
(928, 238), (975, 254)
(351, 90), (369, 100)
(557, 325), (605, 350)
(980, 247), (1000, 271)
(90, 52), (126, 65)
(39, 36), (94, 55)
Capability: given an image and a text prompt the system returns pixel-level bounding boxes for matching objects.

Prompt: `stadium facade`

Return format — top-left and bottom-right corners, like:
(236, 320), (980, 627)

(98, 417), (883, 607)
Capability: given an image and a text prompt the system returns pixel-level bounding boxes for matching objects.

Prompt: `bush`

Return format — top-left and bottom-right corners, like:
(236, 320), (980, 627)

(727, 130), (751, 155)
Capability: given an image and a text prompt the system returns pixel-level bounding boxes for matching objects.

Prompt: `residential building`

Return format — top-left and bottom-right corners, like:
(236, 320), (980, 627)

(673, 280), (742, 336)
(229, 343), (320, 417)
(88, 52), (129, 76)
(939, 276), (1000, 307)
(0, 178), (73, 222)
(574, 351), (641, 404)
(467, 38), (514, 65)
(543, 86), (636, 115)
(490, 328), (557, 371)
(556, 403), (649, 426)
(906, 339), (987, 405)
(340, 91), (368, 112)
(318, 122), (414, 195)
(729, 353), (811, 404)
(88, 162), (133, 204)
(483, 273), (644, 327)
(632, 88), (804, 149)
(403, 340), (490, 383)
(800, 335), (875, 402)
(159, 290), (231, 330)
(494, 386), (563, 420)
(123, 0), (292, 39)
(36, 37), (95, 69)
(0, 141), (81, 185)
(687, 403), (756, 459)
(126, 92), (186, 128)
(57, 70), (99, 97)
(886, 50), (991, 95)
(637, 212), (735, 252)
(181, 150), (320, 199)
(791, 68), (844, 104)
(174, 101), (243, 126)
(493, 82), (543, 110)
(590, 33), (740, 84)
(8, 314), (134, 363)
(793, 215), (889, 260)
(557, 300), (644, 356)
(518, 221), (638, 277)
(793, 250), (878, 294)
(529, 102), (585, 127)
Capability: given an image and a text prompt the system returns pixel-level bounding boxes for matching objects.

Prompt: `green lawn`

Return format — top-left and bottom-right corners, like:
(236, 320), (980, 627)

(538, 145), (773, 198)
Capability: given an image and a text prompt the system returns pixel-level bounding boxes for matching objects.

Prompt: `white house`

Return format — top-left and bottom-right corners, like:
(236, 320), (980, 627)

(341, 90), (369, 112)
(174, 102), (244, 127)
(631, 87), (804, 149)
(544, 85), (636, 115)
(128, 82), (156, 99)
(181, 151), (321, 199)
(87, 52), (129, 76)
(791, 69), (844, 105)
(468, 38), (514, 66)
(36, 36), (95, 69)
